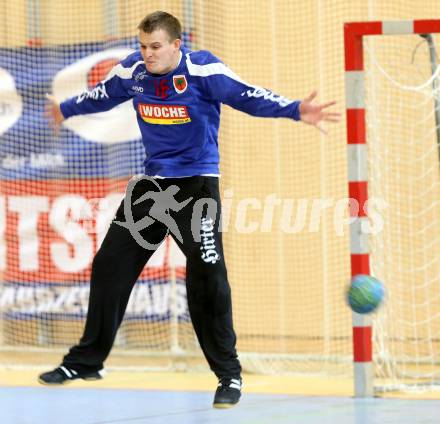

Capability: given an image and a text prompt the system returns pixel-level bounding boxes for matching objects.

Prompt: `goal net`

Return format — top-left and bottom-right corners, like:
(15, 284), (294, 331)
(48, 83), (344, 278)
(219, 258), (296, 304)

(362, 27), (440, 392)
(0, 0), (439, 395)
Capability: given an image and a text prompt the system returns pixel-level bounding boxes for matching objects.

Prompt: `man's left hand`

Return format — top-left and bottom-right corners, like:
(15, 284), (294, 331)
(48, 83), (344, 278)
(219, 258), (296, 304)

(299, 90), (341, 134)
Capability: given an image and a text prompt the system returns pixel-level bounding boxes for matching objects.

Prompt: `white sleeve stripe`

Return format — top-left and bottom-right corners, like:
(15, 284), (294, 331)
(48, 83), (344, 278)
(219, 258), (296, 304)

(103, 60), (144, 82)
(185, 53), (258, 89)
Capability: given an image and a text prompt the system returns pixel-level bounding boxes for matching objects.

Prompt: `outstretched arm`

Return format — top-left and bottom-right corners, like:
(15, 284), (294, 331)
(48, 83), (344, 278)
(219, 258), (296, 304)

(188, 52), (340, 131)
(45, 60), (136, 134)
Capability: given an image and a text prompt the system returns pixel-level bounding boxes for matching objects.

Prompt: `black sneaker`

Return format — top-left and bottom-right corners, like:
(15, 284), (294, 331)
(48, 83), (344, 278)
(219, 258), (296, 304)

(213, 377), (242, 409)
(38, 366), (105, 385)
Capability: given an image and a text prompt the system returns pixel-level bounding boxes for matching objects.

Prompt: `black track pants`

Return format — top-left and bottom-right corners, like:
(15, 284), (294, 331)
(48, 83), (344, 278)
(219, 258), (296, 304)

(62, 176), (242, 378)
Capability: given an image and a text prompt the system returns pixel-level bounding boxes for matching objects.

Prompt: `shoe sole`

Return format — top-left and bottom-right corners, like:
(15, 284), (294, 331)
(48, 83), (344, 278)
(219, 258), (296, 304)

(38, 372), (104, 386)
(38, 377), (71, 386)
(213, 402), (239, 409)
(84, 376), (103, 380)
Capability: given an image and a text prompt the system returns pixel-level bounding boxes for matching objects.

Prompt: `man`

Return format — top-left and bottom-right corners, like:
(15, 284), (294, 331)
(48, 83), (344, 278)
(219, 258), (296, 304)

(39, 11), (340, 408)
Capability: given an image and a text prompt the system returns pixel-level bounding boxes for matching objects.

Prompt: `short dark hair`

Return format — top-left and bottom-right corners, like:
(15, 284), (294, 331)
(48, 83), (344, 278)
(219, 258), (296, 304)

(137, 11), (182, 41)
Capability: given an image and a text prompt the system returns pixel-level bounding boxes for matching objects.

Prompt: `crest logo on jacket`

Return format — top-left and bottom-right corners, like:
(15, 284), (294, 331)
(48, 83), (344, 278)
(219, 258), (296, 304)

(173, 75), (188, 94)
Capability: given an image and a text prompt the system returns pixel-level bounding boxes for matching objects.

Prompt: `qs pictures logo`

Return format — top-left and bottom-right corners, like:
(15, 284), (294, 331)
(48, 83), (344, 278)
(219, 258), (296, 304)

(52, 48), (141, 144)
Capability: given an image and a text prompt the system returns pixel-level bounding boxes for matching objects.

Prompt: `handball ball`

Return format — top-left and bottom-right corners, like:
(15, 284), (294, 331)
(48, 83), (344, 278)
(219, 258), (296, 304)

(347, 274), (385, 314)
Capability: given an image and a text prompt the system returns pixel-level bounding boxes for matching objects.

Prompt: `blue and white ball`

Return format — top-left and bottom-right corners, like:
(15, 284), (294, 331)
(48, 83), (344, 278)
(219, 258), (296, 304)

(347, 274), (385, 314)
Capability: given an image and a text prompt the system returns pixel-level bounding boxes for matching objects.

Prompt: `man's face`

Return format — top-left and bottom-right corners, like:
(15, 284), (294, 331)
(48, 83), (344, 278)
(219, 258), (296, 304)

(139, 29), (181, 74)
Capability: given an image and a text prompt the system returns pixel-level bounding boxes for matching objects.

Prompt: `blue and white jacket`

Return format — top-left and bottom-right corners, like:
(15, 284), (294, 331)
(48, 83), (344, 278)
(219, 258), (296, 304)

(61, 47), (301, 177)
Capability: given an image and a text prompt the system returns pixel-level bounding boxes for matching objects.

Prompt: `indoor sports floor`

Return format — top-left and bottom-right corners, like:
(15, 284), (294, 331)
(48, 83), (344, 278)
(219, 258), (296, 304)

(1, 368), (440, 424)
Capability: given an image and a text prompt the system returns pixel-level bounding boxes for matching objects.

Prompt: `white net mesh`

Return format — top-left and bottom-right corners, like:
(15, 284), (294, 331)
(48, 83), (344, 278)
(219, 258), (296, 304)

(0, 0), (439, 393)
(364, 33), (440, 391)
(0, 0), (200, 370)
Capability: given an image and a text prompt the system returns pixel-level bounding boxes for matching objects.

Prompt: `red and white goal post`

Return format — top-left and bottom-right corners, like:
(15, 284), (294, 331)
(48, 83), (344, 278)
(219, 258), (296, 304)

(344, 19), (440, 397)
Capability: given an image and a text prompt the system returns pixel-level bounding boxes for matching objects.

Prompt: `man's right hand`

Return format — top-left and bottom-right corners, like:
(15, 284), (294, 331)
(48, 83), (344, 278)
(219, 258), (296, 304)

(45, 94), (65, 135)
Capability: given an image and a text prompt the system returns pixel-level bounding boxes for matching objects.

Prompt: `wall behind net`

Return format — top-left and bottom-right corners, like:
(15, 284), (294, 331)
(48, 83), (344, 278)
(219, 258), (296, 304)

(0, 0), (439, 383)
